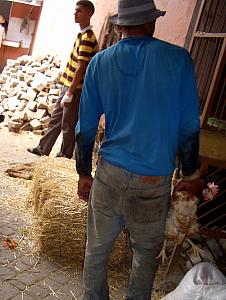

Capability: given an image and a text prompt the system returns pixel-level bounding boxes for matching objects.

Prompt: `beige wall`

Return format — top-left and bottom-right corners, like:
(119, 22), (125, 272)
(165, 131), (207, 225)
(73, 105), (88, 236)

(154, 0), (196, 46)
(33, 0), (196, 67)
(91, 0), (197, 47)
(33, 0), (78, 69)
(91, 0), (118, 37)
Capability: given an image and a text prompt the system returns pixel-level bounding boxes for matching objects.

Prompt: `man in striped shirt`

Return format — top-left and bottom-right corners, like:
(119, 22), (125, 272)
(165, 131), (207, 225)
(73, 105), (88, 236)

(27, 0), (97, 158)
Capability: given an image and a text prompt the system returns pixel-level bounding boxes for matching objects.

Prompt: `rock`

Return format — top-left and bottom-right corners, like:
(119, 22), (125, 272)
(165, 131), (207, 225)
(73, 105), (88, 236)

(25, 78), (33, 87)
(10, 68), (17, 73)
(7, 97), (20, 112)
(0, 106), (4, 114)
(6, 111), (13, 118)
(31, 73), (48, 92)
(49, 88), (60, 96)
(23, 88), (37, 101)
(40, 116), (50, 129)
(40, 116), (50, 124)
(37, 97), (48, 109)
(10, 79), (20, 87)
(48, 95), (59, 104)
(0, 92), (8, 100)
(3, 102), (9, 111)
(47, 103), (55, 115)
(35, 63), (49, 73)
(38, 91), (49, 98)
(26, 101), (37, 112)
(11, 74), (18, 79)
(18, 72), (25, 81)
(11, 110), (22, 123)
(20, 85), (28, 93)
(42, 128), (48, 135)
(1, 54), (61, 133)
(23, 109), (34, 121)
(8, 120), (21, 132)
(30, 119), (42, 130)
(8, 88), (20, 98)
(35, 109), (47, 120)
(22, 66), (36, 76)
(0, 77), (6, 84)
(20, 122), (31, 131)
(18, 100), (28, 111)
(32, 129), (44, 135)
(41, 122), (49, 129)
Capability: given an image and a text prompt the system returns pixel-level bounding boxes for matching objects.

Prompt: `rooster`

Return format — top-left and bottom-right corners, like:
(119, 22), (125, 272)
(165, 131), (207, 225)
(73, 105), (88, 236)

(157, 179), (219, 264)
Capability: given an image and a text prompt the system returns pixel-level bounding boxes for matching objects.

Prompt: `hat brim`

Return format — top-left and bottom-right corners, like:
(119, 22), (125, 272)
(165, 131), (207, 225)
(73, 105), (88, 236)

(110, 10), (165, 26)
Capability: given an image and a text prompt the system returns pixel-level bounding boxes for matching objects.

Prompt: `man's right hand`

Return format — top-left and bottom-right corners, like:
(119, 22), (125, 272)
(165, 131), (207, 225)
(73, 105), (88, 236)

(60, 92), (73, 108)
(77, 175), (93, 202)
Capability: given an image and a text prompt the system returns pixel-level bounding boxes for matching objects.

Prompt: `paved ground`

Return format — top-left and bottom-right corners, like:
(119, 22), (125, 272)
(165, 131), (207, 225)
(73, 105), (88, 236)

(0, 124), (175, 300)
(0, 125), (88, 300)
(0, 125), (133, 300)
(0, 210), (84, 300)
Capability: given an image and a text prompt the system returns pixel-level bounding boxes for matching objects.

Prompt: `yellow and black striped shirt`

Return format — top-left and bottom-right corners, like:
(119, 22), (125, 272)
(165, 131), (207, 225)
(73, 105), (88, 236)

(60, 29), (98, 89)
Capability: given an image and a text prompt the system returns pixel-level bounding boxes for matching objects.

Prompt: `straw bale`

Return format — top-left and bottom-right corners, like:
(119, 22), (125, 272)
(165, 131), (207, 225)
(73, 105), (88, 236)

(29, 157), (131, 268)
(0, 156), (167, 298)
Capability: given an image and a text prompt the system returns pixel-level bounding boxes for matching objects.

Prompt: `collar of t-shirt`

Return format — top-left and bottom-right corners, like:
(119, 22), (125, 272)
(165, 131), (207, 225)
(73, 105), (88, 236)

(79, 25), (93, 33)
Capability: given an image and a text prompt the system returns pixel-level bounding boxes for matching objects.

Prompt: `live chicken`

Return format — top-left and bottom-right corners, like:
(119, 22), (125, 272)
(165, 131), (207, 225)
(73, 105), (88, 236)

(157, 182), (219, 264)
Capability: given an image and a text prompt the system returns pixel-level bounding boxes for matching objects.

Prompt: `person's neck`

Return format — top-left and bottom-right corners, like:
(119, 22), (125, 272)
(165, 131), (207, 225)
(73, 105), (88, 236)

(122, 25), (154, 39)
(123, 30), (150, 38)
(79, 22), (90, 30)
(123, 33), (150, 38)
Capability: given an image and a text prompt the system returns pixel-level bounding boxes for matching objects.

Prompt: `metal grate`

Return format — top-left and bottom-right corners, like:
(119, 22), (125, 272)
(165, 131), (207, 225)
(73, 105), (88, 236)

(191, 37), (224, 112)
(198, 165), (226, 232)
(206, 65), (226, 132)
(188, 0), (226, 132)
(197, 0), (226, 33)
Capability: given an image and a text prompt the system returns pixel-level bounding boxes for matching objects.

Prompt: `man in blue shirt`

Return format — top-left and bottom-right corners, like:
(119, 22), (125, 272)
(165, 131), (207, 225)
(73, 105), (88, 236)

(76, 0), (204, 299)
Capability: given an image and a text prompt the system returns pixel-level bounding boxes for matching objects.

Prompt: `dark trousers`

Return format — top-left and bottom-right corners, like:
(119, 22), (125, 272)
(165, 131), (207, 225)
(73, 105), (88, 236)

(38, 86), (81, 159)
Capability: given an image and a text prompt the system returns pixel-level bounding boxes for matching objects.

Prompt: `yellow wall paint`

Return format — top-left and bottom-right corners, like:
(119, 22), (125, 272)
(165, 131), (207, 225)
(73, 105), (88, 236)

(200, 130), (226, 162)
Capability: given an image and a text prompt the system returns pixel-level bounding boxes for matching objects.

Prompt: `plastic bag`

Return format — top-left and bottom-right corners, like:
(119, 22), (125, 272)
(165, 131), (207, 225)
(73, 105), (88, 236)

(161, 262), (226, 300)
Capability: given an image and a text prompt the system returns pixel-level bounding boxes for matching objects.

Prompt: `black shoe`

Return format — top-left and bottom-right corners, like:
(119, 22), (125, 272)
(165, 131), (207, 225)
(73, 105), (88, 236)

(27, 147), (44, 156)
(56, 151), (66, 158)
(0, 114), (5, 123)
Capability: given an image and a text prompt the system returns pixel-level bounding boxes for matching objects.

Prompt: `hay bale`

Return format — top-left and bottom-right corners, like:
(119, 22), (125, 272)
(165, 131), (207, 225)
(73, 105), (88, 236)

(29, 157), (131, 268)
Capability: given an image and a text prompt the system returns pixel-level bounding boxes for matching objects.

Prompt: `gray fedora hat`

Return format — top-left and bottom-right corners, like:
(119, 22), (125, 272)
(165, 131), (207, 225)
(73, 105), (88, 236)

(111, 0), (166, 26)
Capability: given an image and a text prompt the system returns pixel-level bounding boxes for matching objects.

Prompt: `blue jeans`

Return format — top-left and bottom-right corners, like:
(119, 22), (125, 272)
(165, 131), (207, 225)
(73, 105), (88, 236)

(83, 159), (171, 300)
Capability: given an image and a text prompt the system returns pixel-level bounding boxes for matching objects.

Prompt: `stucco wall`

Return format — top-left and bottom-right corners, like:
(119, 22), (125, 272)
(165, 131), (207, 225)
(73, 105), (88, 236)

(33, 0), (78, 69)
(91, 0), (118, 37)
(33, 0), (197, 67)
(154, 0), (197, 46)
(91, 0), (197, 47)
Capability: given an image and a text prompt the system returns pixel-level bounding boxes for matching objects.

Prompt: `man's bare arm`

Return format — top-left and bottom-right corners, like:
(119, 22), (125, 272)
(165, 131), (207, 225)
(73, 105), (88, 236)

(68, 60), (88, 94)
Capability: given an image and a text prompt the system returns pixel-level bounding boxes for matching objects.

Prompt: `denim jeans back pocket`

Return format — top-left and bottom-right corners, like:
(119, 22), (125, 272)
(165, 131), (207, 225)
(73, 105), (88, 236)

(124, 191), (165, 224)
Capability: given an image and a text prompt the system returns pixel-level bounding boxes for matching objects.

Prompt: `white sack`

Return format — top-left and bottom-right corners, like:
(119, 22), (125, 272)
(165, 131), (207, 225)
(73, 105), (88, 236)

(161, 262), (226, 300)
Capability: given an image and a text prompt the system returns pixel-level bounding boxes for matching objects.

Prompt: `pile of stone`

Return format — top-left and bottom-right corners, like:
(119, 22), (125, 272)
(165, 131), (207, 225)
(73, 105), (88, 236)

(0, 54), (62, 134)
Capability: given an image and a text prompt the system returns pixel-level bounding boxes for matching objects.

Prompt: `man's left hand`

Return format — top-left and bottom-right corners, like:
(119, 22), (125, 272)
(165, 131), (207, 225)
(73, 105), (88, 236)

(78, 175), (93, 202)
(174, 177), (206, 199)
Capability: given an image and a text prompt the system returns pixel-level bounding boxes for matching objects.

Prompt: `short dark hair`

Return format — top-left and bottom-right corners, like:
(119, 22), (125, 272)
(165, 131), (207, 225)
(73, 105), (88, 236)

(76, 1), (95, 14)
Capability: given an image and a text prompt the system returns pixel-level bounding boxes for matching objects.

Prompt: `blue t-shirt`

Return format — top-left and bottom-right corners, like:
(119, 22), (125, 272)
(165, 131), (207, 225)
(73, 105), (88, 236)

(76, 37), (200, 176)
